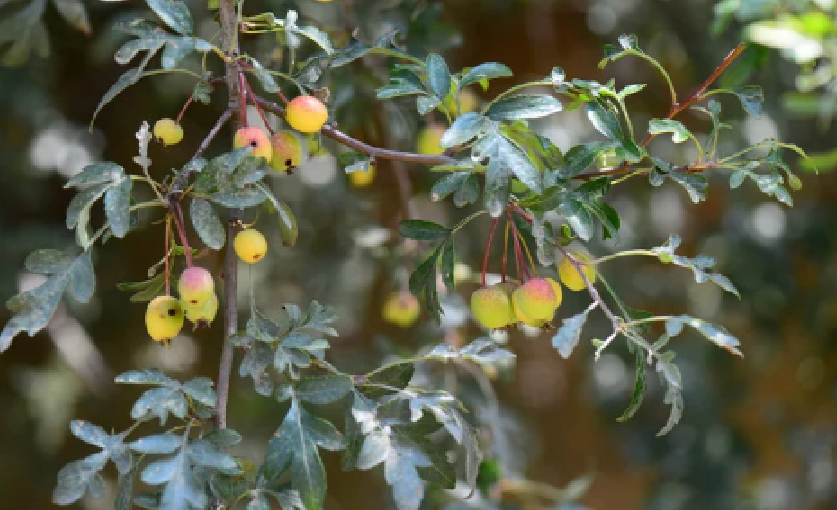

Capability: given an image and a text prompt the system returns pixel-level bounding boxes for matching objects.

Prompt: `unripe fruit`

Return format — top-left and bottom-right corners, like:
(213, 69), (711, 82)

(546, 278), (563, 310)
(270, 130), (302, 174)
(382, 291), (420, 328)
(285, 95), (328, 133)
(416, 125), (446, 155)
(512, 298), (547, 328)
(349, 164), (376, 187)
(178, 266), (215, 307)
(511, 278), (557, 322)
(471, 285), (515, 329)
(234, 127), (273, 162)
(234, 229), (268, 264)
(145, 296), (184, 344)
(153, 118), (184, 146)
(183, 293), (218, 326)
(558, 251), (596, 291)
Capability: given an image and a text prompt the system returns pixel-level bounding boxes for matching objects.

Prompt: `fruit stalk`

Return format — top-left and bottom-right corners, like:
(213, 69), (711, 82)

(481, 217), (500, 287)
(169, 201), (194, 267)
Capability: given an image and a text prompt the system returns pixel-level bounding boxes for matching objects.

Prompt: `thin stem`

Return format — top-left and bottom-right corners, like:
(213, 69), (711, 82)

(501, 220), (510, 283)
(238, 72), (249, 127)
(242, 76), (274, 135)
(592, 249), (658, 265)
(516, 227), (537, 278)
(165, 215), (172, 296)
(170, 201), (194, 267)
(176, 95), (194, 125)
(509, 216), (530, 280)
(452, 210), (487, 233)
(192, 108), (233, 162)
(481, 218), (500, 287)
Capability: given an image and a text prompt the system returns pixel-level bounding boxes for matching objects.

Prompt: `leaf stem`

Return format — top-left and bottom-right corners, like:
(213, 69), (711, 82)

(481, 217), (500, 287)
(482, 80), (552, 114)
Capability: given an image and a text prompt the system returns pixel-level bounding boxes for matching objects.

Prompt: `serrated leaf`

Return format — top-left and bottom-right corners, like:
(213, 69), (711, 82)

(1, 251), (94, 352)
(188, 439), (241, 475)
(190, 198), (225, 250)
(260, 400), (345, 509)
(558, 199), (594, 241)
(239, 342), (275, 396)
(409, 247), (442, 321)
(398, 219), (450, 240)
(667, 315), (743, 356)
(249, 59), (280, 93)
(669, 172), (708, 203)
(53, 454), (108, 505)
(485, 94), (562, 121)
(617, 347), (646, 422)
(359, 362), (415, 399)
(562, 141), (613, 178)
(732, 85), (763, 118)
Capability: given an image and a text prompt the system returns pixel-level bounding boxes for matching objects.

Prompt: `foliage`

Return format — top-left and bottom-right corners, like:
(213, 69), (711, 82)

(0, 0), (815, 508)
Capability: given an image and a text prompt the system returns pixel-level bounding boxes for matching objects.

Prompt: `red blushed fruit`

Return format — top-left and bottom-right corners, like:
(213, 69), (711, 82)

(511, 278), (557, 322)
(234, 127), (273, 162)
(285, 95), (328, 133)
(177, 267), (215, 307)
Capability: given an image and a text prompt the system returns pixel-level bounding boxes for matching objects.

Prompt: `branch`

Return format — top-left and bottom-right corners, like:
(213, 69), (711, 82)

(252, 96), (456, 166)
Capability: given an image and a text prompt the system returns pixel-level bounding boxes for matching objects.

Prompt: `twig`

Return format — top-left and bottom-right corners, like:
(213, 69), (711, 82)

(170, 201), (194, 267)
(481, 218), (500, 287)
(555, 243), (621, 336)
(176, 96), (194, 125)
(192, 108), (233, 161)
(253, 96), (456, 166)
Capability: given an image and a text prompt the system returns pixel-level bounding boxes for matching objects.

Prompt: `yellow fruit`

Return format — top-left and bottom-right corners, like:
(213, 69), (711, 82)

(178, 267), (215, 307)
(382, 291), (420, 328)
(349, 164), (376, 187)
(270, 130), (302, 174)
(234, 229), (268, 264)
(183, 293), (218, 326)
(511, 278), (557, 322)
(145, 296), (184, 344)
(512, 297), (547, 328)
(546, 278), (563, 310)
(416, 126), (446, 155)
(470, 285), (515, 329)
(558, 251), (596, 291)
(153, 118), (183, 146)
(234, 127), (273, 162)
(285, 95), (328, 133)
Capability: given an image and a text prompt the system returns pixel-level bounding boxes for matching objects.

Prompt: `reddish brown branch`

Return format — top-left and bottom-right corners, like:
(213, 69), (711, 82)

(481, 217), (500, 287)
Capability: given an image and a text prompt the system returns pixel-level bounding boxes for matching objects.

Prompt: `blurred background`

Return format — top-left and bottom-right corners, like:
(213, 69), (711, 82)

(1, 0), (836, 508)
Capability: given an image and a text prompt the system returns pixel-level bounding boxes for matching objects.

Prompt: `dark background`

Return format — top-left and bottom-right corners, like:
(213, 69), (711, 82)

(1, 0), (836, 509)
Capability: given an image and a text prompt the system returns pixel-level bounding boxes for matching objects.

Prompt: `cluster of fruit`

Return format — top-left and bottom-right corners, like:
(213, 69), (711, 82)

(144, 228), (268, 344)
(470, 251), (597, 330)
(153, 94), (330, 174)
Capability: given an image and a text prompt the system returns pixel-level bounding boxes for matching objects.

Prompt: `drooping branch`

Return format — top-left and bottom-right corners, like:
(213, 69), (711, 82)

(253, 96), (456, 166)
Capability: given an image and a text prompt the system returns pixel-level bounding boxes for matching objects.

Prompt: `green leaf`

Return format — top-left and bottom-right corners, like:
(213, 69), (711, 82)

(190, 198), (225, 250)
(65, 162), (124, 188)
(2, 251), (94, 352)
(295, 375), (353, 405)
(460, 62), (512, 89)
(440, 112), (486, 148)
(617, 347), (646, 422)
(260, 400), (345, 509)
(485, 94), (562, 121)
(561, 141), (613, 178)
(409, 247), (442, 321)
(552, 307), (591, 358)
(188, 439), (241, 474)
(117, 273), (166, 303)
(359, 362), (415, 399)
(210, 188), (267, 208)
(586, 102), (623, 140)
(104, 177), (133, 238)
(666, 315), (743, 356)
(144, 0), (193, 36)
(66, 183), (110, 230)
(669, 172), (708, 203)
(239, 342), (275, 396)
(51, 0), (90, 34)
(249, 58), (280, 93)
(426, 53), (452, 100)
(430, 172), (478, 206)
(648, 118), (691, 143)
(376, 69), (426, 99)
(129, 434), (182, 455)
(288, 24), (333, 54)
(416, 95), (441, 115)
(69, 420), (132, 473)
(398, 219), (450, 241)
(651, 234), (740, 298)
(558, 199), (594, 241)
(732, 85), (763, 118)
(53, 453), (107, 505)
(91, 67), (146, 126)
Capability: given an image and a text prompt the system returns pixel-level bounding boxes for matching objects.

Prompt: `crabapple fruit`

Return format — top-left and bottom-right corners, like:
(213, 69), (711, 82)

(177, 266), (215, 307)
(470, 284), (515, 329)
(234, 228), (268, 264)
(145, 295), (184, 344)
(558, 250), (596, 291)
(285, 95), (328, 133)
(234, 127), (273, 162)
(153, 118), (183, 146)
(269, 130), (302, 173)
(382, 291), (420, 328)
(511, 278), (557, 322)
(182, 292), (218, 326)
